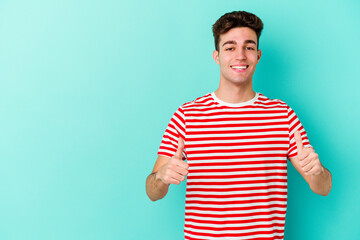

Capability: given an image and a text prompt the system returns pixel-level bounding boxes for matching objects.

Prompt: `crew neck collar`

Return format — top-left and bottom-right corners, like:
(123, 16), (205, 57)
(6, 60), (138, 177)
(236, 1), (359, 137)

(211, 92), (259, 107)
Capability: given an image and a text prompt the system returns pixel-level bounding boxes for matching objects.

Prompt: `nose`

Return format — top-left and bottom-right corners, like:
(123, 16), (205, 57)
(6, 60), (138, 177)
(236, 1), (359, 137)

(235, 48), (246, 60)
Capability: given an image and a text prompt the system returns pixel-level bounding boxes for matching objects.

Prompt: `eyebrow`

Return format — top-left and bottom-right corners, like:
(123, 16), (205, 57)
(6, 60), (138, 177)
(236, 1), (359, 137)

(222, 39), (257, 47)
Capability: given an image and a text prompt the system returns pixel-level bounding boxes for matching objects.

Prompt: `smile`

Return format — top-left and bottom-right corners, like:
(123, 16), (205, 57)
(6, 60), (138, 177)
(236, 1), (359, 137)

(231, 65), (249, 71)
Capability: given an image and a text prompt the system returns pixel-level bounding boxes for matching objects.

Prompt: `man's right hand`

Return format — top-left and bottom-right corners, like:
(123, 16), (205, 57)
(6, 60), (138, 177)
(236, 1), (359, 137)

(155, 138), (189, 185)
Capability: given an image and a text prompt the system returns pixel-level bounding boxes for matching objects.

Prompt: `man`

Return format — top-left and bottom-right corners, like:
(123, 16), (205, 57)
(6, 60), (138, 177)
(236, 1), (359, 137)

(146, 11), (332, 240)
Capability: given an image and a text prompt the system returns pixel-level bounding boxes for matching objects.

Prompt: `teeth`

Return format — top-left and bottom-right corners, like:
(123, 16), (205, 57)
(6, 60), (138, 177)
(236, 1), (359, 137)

(232, 66), (247, 69)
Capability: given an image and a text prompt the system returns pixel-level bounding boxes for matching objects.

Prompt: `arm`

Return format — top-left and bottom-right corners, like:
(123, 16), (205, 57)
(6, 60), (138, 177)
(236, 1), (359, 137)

(146, 138), (189, 201)
(289, 131), (332, 196)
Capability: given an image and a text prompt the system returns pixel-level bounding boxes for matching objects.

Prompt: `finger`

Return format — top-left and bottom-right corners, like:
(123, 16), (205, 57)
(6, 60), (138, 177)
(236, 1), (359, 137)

(302, 158), (315, 173)
(167, 177), (181, 185)
(304, 163), (319, 175)
(162, 169), (185, 185)
(169, 171), (186, 183)
(298, 148), (311, 162)
(294, 131), (304, 153)
(172, 164), (189, 176)
(172, 158), (189, 170)
(174, 137), (185, 159)
(306, 160), (323, 175)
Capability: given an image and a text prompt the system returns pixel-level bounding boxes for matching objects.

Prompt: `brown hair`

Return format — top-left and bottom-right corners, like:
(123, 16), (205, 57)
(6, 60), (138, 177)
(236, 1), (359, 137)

(212, 11), (264, 51)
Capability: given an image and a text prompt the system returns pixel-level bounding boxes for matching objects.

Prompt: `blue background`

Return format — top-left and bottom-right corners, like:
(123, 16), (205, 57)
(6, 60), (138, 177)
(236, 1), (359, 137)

(0, 0), (359, 239)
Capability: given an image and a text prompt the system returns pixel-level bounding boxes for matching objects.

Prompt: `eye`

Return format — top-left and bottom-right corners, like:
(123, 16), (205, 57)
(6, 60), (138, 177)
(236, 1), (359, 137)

(246, 47), (256, 50)
(225, 47), (234, 51)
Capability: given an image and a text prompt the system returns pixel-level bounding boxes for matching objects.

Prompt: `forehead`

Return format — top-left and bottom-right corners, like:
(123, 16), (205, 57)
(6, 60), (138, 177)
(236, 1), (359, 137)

(219, 27), (258, 45)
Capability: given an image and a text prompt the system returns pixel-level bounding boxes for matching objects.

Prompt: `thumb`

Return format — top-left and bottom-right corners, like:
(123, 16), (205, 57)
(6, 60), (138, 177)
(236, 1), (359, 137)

(294, 131), (304, 153)
(174, 137), (184, 159)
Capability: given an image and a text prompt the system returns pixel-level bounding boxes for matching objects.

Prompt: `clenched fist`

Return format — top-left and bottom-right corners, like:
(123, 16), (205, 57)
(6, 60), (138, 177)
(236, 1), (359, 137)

(295, 131), (324, 176)
(156, 138), (189, 185)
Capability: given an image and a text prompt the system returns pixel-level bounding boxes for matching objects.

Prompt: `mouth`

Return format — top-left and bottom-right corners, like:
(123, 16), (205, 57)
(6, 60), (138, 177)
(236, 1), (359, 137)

(231, 65), (249, 71)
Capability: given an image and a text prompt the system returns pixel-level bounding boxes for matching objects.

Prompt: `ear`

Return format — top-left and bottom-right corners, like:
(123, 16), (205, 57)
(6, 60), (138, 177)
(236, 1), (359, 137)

(213, 50), (219, 65)
(257, 49), (262, 63)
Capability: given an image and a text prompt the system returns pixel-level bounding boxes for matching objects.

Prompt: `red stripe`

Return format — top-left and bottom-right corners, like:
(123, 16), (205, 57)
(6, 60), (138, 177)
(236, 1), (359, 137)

(185, 210), (287, 219)
(186, 203), (287, 212)
(188, 141), (289, 148)
(185, 235), (284, 240)
(185, 110), (287, 117)
(187, 147), (288, 155)
(187, 185), (287, 192)
(187, 178), (287, 186)
(185, 216), (285, 225)
(186, 192), (287, 199)
(187, 134), (288, 141)
(184, 103), (287, 112)
(185, 198), (287, 206)
(187, 116), (288, 122)
(184, 228), (284, 238)
(187, 128), (288, 135)
(187, 121), (287, 128)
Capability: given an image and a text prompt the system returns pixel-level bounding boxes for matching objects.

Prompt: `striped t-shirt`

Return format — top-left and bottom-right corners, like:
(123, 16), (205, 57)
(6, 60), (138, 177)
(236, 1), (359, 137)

(158, 92), (311, 240)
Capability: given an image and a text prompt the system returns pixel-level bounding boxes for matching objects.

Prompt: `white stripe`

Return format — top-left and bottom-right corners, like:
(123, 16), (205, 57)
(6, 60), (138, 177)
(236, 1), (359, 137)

(185, 107), (287, 114)
(186, 188), (287, 195)
(186, 138), (289, 145)
(188, 151), (287, 157)
(190, 164), (286, 171)
(185, 206), (286, 214)
(186, 182), (287, 189)
(188, 144), (288, 151)
(184, 102), (287, 111)
(185, 219), (285, 230)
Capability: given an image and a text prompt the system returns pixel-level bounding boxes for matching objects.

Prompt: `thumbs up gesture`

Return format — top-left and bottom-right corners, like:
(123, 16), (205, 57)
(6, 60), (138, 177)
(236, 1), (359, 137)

(294, 131), (324, 176)
(156, 138), (189, 185)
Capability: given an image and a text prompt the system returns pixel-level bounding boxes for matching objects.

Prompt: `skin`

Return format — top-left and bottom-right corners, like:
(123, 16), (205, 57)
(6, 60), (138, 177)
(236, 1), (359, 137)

(212, 27), (261, 104)
(289, 131), (332, 196)
(146, 27), (332, 201)
(146, 138), (188, 201)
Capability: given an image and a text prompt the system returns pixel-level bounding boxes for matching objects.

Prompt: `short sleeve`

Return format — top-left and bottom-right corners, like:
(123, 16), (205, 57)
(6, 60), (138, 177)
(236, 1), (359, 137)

(287, 106), (312, 159)
(157, 107), (186, 159)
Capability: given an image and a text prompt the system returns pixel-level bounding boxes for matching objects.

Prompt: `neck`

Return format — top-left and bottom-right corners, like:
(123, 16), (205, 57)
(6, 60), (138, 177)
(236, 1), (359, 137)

(214, 79), (255, 104)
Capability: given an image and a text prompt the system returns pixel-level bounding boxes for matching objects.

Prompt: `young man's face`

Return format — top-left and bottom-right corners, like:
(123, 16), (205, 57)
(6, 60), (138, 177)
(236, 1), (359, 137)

(213, 27), (262, 87)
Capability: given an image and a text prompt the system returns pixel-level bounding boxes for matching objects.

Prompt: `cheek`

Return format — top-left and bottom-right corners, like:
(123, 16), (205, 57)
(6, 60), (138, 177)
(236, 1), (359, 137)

(219, 54), (232, 65)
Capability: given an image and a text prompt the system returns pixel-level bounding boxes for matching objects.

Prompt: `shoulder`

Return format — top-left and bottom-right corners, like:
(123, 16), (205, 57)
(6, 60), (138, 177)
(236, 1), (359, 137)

(178, 93), (215, 111)
(256, 93), (290, 109)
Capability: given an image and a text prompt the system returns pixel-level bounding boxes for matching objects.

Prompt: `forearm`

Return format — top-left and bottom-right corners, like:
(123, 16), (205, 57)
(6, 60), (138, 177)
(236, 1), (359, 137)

(146, 172), (169, 201)
(308, 167), (332, 196)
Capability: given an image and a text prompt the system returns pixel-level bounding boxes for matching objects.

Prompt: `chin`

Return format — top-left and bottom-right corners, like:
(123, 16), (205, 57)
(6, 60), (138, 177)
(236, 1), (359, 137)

(229, 78), (251, 86)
